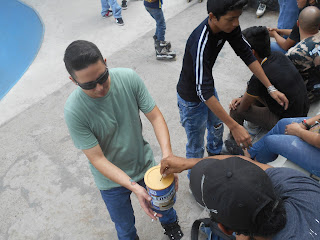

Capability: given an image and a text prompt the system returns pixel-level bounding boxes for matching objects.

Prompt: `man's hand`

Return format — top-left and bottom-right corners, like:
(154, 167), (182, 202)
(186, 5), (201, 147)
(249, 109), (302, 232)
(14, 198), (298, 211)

(230, 124), (252, 149)
(229, 97), (242, 111)
(285, 122), (304, 137)
(269, 90), (289, 110)
(160, 155), (188, 177)
(268, 29), (277, 38)
(133, 184), (162, 220)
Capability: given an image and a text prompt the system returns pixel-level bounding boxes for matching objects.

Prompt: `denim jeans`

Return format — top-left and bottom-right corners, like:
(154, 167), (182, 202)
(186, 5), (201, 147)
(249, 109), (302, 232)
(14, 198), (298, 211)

(248, 117), (320, 177)
(100, 0), (122, 18)
(100, 179), (177, 240)
(177, 91), (224, 178)
(270, 41), (287, 53)
(277, 0), (299, 29)
(145, 7), (166, 41)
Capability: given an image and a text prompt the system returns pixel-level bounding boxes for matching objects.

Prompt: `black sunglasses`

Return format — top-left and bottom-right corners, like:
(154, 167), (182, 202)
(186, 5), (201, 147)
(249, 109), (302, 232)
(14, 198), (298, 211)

(76, 68), (109, 90)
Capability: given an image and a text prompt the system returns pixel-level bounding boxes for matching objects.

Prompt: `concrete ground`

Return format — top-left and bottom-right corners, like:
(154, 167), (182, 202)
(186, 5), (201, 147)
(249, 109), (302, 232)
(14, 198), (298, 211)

(1, 1), (319, 240)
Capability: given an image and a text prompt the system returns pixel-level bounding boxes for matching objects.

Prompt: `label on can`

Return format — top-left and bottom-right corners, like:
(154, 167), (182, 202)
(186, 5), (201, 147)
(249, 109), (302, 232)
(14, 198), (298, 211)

(144, 165), (176, 211)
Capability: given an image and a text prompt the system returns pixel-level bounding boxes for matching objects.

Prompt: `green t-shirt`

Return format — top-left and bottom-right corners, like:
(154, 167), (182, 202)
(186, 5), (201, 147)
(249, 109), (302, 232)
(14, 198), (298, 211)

(64, 68), (156, 190)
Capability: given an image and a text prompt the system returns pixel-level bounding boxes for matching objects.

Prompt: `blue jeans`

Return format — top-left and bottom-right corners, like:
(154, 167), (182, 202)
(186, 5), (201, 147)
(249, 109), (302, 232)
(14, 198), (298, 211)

(145, 7), (166, 41)
(277, 0), (299, 29)
(177, 91), (224, 178)
(100, 0), (122, 18)
(100, 179), (177, 240)
(248, 117), (320, 177)
(270, 41), (287, 53)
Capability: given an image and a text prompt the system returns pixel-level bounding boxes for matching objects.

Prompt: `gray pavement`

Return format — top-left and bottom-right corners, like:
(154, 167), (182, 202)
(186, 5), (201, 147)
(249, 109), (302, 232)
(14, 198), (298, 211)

(1, 1), (319, 240)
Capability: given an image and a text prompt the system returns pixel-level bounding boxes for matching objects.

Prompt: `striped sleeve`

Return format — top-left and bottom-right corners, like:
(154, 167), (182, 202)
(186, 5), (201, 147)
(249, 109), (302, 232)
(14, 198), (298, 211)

(194, 25), (214, 102)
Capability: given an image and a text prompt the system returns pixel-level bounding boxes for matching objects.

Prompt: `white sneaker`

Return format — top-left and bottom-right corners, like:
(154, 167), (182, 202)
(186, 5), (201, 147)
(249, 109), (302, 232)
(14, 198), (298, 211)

(256, 3), (266, 18)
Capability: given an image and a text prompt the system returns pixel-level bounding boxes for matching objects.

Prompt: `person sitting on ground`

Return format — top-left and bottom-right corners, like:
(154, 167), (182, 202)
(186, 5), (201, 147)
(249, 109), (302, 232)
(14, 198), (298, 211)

(286, 6), (320, 103)
(144, 0), (176, 60)
(245, 114), (320, 178)
(268, 0), (320, 53)
(229, 26), (309, 134)
(160, 155), (320, 240)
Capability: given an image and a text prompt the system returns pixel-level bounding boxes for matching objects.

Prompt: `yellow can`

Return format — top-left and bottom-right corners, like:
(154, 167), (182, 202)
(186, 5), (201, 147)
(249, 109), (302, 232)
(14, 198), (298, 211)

(144, 165), (176, 211)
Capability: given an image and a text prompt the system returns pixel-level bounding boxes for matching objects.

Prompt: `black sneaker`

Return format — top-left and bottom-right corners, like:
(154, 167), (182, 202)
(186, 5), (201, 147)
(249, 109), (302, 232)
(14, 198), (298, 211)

(160, 40), (172, 50)
(161, 220), (184, 240)
(156, 46), (176, 60)
(224, 139), (244, 155)
(122, 0), (127, 9)
(115, 17), (124, 26)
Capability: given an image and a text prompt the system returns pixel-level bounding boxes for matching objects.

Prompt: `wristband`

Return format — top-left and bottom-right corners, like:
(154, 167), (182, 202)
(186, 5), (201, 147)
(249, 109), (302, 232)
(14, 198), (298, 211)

(301, 119), (311, 130)
(267, 85), (278, 94)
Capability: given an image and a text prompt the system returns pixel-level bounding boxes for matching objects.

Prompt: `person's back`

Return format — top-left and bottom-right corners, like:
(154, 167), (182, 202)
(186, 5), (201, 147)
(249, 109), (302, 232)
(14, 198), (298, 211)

(286, 6), (320, 103)
(187, 156), (320, 240)
(266, 167), (320, 239)
(248, 51), (309, 118)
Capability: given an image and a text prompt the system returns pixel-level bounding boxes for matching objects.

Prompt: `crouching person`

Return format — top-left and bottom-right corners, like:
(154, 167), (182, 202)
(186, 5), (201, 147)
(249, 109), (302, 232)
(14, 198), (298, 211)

(161, 155), (320, 239)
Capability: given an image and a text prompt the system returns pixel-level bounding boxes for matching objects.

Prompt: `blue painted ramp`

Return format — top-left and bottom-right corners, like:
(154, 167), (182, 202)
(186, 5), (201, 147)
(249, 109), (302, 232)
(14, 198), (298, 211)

(0, 0), (44, 100)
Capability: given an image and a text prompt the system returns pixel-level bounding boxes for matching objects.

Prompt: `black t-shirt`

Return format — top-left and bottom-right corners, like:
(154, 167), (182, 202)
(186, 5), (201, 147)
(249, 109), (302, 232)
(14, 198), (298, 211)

(266, 168), (320, 240)
(246, 52), (309, 118)
(289, 23), (300, 43)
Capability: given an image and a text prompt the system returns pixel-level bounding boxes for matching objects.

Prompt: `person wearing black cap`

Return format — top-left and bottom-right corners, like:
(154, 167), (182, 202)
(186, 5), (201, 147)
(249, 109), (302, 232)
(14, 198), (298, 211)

(160, 155), (320, 239)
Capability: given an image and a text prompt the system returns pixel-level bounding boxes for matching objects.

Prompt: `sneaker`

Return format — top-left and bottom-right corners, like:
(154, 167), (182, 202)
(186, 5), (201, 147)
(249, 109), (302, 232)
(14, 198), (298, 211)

(224, 139), (244, 155)
(256, 3), (266, 18)
(156, 46), (176, 60)
(160, 41), (172, 50)
(102, 10), (113, 18)
(161, 220), (184, 240)
(115, 17), (124, 26)
(122, 0), (127, 10)
(153, 35), (158, 48)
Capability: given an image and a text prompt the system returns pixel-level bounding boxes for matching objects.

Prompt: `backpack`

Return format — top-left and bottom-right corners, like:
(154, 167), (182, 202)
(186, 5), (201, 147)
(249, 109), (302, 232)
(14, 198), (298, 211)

(191, 218), (236, 240)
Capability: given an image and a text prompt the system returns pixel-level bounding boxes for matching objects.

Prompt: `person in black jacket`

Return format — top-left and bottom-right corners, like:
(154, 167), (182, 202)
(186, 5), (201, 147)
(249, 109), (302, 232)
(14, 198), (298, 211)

(177, 0), (289, 179)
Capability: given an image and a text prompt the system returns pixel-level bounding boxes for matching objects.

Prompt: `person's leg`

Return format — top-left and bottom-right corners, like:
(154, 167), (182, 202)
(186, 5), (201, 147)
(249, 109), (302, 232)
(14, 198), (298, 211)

(139, 180), (183, 239)
(138, 180), (177, 224)
(145, 7), (166, 41)
(108, 0), (122, 19)
(230, 105), (280, 131)
(270, 41), (287, 53)
(263, 134), (320, 176)
(248, 117), (307, 159)
(277, 0), (299, 29)
(177, 93), (207, 178)
(100, 187), (137, 240)
(100, 0), (110, 16)
(206, 89), (224, 155)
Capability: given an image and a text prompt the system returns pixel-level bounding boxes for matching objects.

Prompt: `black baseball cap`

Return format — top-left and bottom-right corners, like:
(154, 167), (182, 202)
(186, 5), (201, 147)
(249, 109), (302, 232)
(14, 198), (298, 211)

(190, 157), (276, 231)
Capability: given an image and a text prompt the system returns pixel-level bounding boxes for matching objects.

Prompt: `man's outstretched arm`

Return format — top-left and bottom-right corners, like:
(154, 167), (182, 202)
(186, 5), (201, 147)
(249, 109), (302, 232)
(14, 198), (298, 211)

(160, 155), (272, 177)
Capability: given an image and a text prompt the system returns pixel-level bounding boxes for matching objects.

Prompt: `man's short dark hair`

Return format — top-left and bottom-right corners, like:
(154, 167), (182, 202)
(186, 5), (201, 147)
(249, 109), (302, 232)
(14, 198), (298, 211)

(242, 26), (271, 59)
(210, 198), (287, 238)
(63, 40), (104, 79)
(207, 0), (248, 20)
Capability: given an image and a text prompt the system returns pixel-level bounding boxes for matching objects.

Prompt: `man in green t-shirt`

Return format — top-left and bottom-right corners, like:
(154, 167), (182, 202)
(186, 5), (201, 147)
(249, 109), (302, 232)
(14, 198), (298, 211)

(63, 40), (183, 240)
